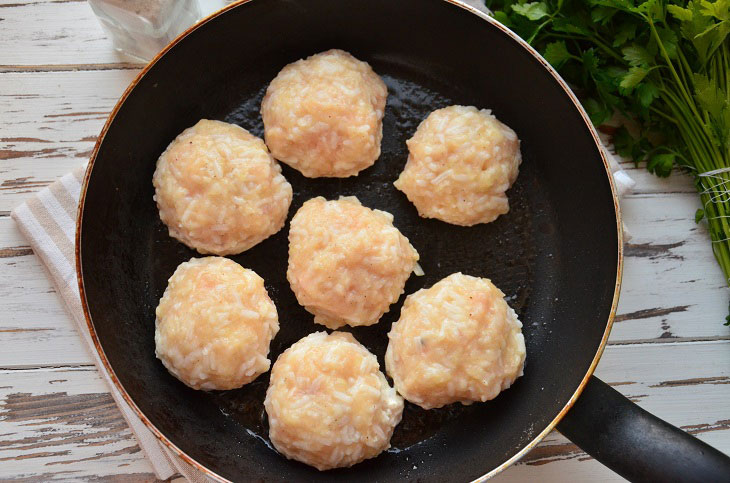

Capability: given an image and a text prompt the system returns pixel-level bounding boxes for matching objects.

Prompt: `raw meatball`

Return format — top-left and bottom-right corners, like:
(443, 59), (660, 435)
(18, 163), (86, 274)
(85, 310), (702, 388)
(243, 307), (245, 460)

(265, 331), (403, 470)
(287, 196), (420, 329)
(154, 257), (279, 391)
(385, 273), (525, 409)
(261, 49), (387, 178)
(394, 105), (521, 226)
(153, 119), (292, 255)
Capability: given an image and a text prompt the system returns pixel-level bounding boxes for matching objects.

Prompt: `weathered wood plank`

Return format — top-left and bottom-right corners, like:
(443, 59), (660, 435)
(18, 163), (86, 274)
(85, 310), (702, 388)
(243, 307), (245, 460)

(0, 70), (136, 141)
(0, 366), (155, 481)
(0, 69), (138, 211)
(619, 161), (697, 194)
(613, 193), (730, 341)
(0, 213), (27, 248)
(1, 341), (727, 481)
(0, 0), (231, 70)
(0, 0), (139, 68)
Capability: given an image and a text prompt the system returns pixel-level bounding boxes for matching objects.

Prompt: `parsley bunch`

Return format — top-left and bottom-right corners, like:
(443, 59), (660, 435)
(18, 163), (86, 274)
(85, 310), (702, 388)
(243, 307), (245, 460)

(487, 0), (730, 322)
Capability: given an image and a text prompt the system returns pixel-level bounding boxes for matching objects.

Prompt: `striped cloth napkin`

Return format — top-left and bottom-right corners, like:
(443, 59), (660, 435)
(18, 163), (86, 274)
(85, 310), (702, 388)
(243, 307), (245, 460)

(11, 167), (211, 482)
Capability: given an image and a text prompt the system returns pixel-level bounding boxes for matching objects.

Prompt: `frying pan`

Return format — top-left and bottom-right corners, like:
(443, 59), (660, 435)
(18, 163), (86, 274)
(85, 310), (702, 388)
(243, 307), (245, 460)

(76, 0), (730, 481)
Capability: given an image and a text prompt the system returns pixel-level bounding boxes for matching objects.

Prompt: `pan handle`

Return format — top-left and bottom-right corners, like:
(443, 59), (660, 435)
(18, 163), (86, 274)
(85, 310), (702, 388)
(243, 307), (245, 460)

(556, 375), (730, 482)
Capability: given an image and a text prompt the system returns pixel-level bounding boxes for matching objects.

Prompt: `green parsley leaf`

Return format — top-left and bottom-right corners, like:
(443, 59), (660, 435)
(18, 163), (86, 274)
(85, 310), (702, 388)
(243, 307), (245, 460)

(656, 27), (679, 59)
(637, 81), (660, 107)
(543, 41), (572, 68)
(647, 153), (675, 177)
(681, 0), (715, 63)
(552, 17), (592, 35)
(592, 6), (617, 24)
(584, 97), (612, 125)
(700, 0), (730, 21)
(511, 2), (550, 20)
(612, 126), (640, 161)
(622, 45), (654, 66)
(620, 66), (650, 90)
(695, 208), (706, 223)
(667, 4), (693, 21)
(493, 10), (513, 26)
(582, 48), (600, 73)
(637, 0), (664, 21)
(694, 73), (726, 120)
(613, 22), (638, 47)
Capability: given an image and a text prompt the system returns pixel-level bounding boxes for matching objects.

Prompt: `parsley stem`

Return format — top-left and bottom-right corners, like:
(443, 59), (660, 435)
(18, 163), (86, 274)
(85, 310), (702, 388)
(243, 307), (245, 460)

(648, 106), (676, 124)
(586, 35), (624, 63)
(720, 42), (730, 100)
(647, 18), (700, 121)
(543, 32), (624, 63)
(676, 49), (693, 89)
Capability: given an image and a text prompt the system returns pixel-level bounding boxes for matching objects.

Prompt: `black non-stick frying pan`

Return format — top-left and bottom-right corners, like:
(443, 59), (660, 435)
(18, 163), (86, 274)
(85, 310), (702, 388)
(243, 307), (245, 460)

(76, 1), (730, 481)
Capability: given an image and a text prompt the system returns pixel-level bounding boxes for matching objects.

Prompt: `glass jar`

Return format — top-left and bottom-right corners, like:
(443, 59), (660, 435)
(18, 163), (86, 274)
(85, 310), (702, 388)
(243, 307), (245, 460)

(88, 0), (201, 62)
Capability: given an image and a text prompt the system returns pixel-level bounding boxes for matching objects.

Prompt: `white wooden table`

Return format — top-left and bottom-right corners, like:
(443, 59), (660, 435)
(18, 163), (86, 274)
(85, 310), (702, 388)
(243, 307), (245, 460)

(1, 1), (729, 481)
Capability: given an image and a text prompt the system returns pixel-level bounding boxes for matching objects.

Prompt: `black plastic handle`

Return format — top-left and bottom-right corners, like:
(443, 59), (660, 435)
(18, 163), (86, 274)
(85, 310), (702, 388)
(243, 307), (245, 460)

(557, 375), (730, 482)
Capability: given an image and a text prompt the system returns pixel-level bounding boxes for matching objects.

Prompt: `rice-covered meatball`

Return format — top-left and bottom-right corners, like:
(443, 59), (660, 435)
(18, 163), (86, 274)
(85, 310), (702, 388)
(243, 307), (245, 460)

(154, 257), (279, 391)
(153, 119), (292, 255)
(385, 273), (525, 409)
(394, 105), (521, 226)
(265, 331), (403, 470)
(287, 196), (420, 329)
(261, 49), (387, 178)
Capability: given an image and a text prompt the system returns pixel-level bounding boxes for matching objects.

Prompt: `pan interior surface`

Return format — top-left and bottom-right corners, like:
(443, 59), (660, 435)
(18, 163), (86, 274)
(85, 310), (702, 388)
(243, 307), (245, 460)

(79, 0), (619, 481)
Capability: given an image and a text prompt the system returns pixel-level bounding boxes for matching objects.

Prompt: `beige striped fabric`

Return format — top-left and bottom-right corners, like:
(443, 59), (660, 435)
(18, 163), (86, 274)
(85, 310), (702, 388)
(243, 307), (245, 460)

(11, 167), (212, 483)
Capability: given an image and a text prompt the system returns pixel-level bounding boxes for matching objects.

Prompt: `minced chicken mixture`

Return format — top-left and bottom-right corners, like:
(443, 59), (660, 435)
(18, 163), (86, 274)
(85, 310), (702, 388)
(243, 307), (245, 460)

(394, 105), (522, 226)
(385, 273), (525, 409)
(153, 119), (292, 255)
(265, 331), (403, 470)
(287, 196), (419, 329)
(154, 257), (279, 391)
(261, 49), (387, 178)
